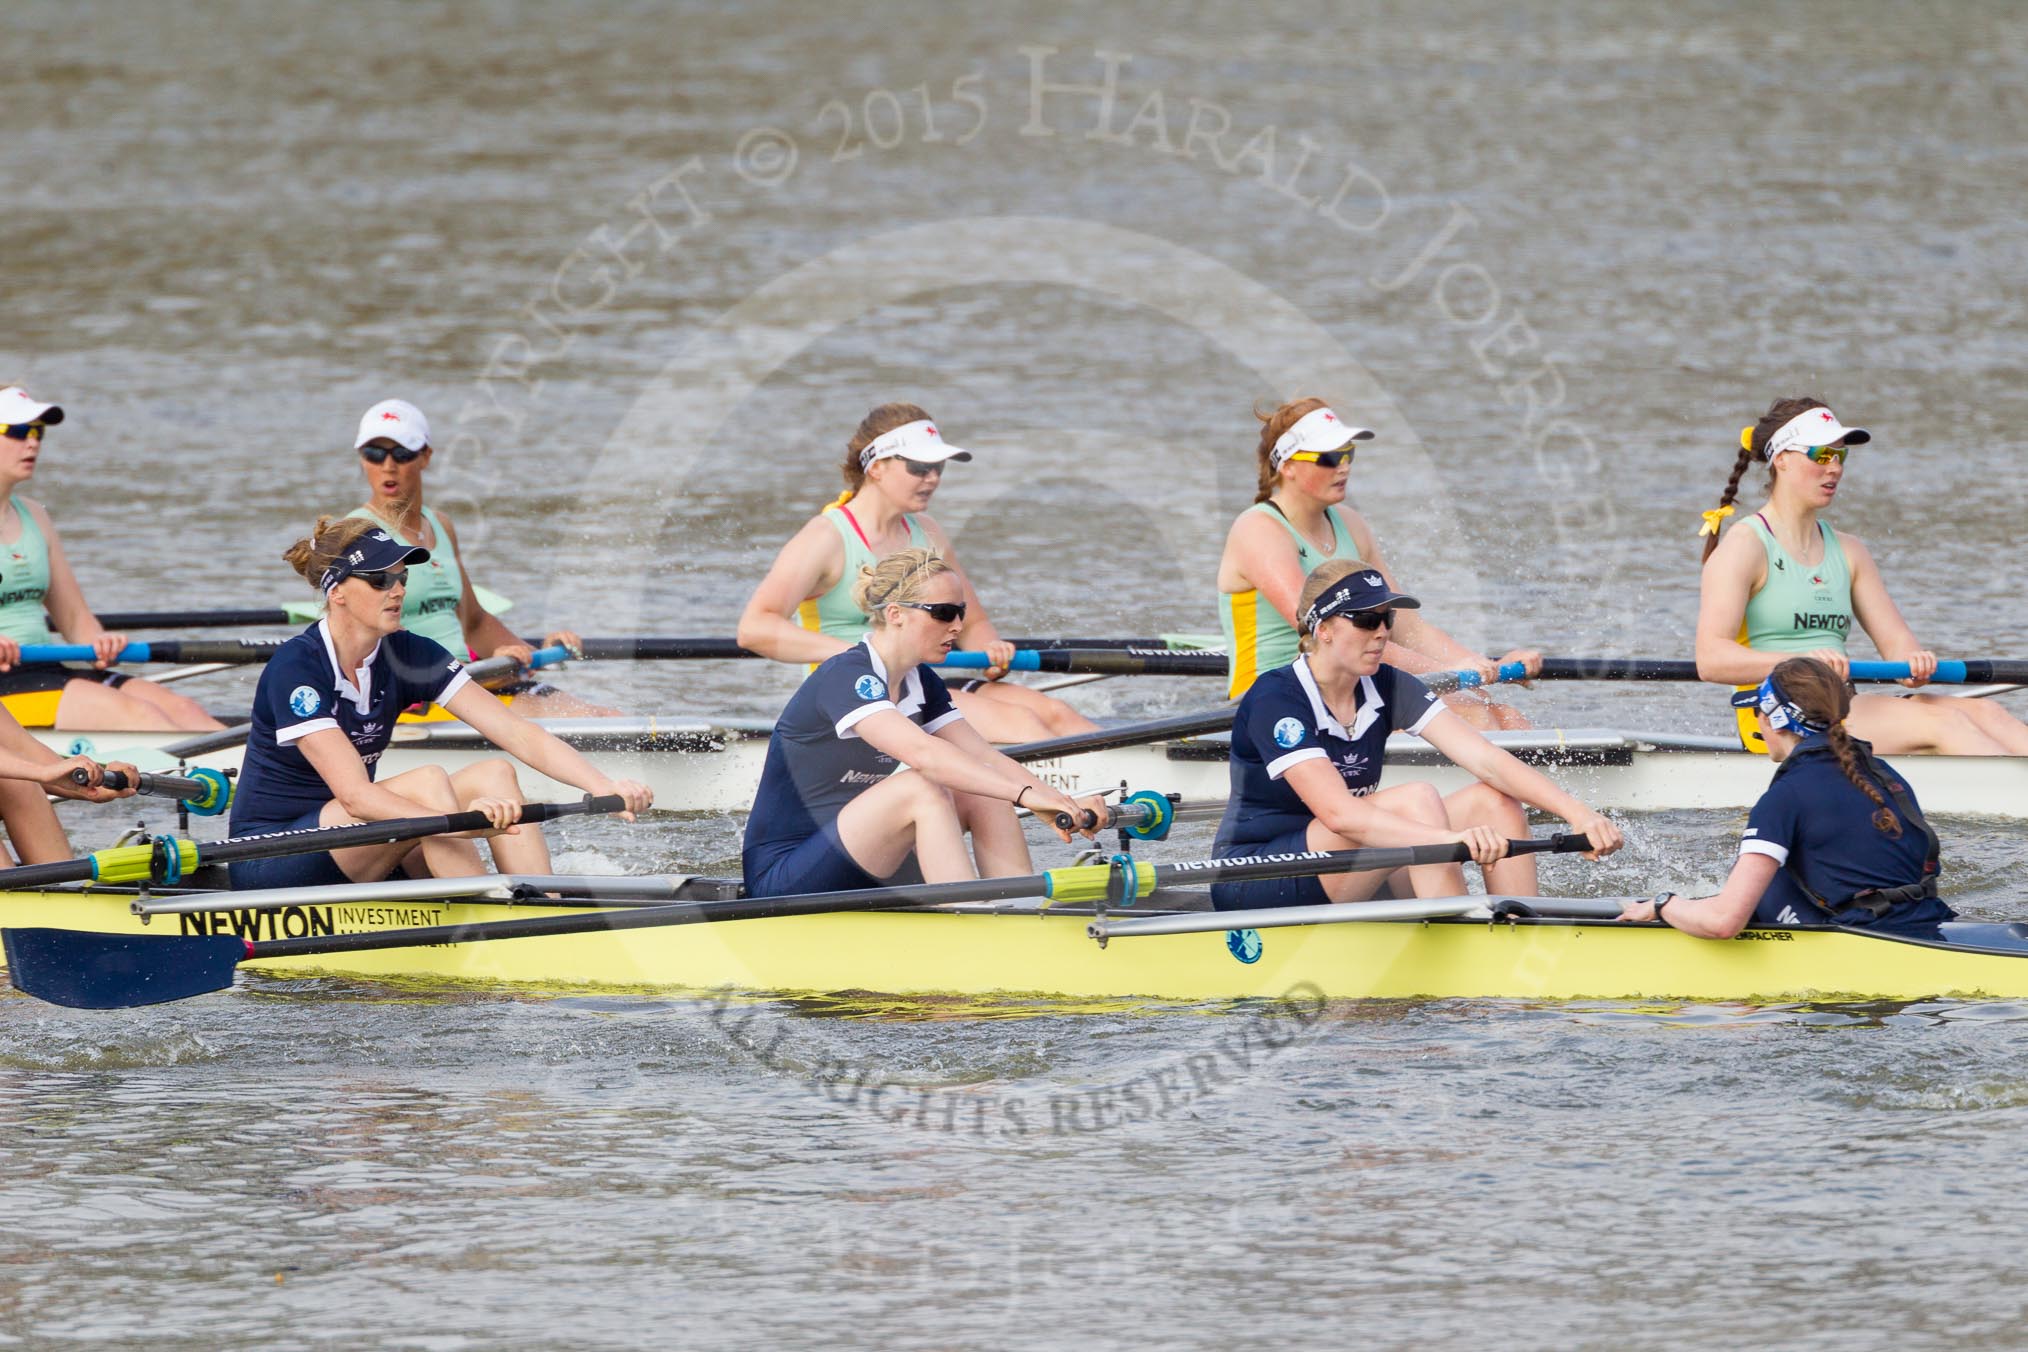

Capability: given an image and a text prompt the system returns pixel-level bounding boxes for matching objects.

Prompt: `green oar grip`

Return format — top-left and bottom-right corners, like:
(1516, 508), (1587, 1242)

(89, 838), (200, 885)
(1042, 863), (1158, 905)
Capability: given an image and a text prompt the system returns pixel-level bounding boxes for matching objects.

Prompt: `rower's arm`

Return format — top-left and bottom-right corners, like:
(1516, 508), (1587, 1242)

(1694, 526), (1777, 684)
(736, 519), (855, 665)
(34, 503), (108, 645)
(1279, 757), (1472, 848)
(296, 727), (459, 823)
(854, 708), (1032, 801)
(436, 512), (523, 658)
(441, 683), (651, 815)
(1845, 534), (1923, 663)
(1419, 711), (1623, 857)
(1621, 853), (1776, 939)
(1224, 510), (1308, 627)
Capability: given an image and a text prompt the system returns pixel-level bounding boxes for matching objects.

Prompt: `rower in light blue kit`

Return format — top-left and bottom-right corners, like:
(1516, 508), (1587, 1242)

(229, 516), (651, 892)
(346, 398), (616, 716)
(742, 547), (1103, 899)
(1211, 559), (1621, 911)
(1620, 656), (1953, 937)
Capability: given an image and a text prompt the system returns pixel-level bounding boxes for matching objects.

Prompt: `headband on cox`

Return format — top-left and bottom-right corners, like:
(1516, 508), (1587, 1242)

(1743, 670), (1828, 737)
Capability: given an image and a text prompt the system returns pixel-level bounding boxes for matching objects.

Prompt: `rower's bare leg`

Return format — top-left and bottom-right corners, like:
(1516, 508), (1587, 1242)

(0, 777), (73, 864)
(1847, 693), (2010, 756)
(835, 771), (974, 883)
(953, 789), (1033, 877)
(324, 766), (489, 881)
(947, 688), (1052, 743)
(1439, 689), (1532, 732)
(451, 757), (554, 874)
(1909, 693), (2028, 755)
(962, 681), (1099, 737)
(1443, 780), (1535, 896)
(1306, 782), (1466, 901)
(496, 688), (623, 719)
(99, 677), (224, 731)
(53, 679), (206, 733)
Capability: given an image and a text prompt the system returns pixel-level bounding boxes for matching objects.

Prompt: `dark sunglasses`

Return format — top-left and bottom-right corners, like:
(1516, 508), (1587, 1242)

(899, 457), (945, 478)
(359, 442), (426, 465)
(896, 600), (967, 624)
(0, 423), (49, 441)
(1288, 448), (1354, 469)
(1347, 608), (1396, 631)
(350, 568), (408, 591)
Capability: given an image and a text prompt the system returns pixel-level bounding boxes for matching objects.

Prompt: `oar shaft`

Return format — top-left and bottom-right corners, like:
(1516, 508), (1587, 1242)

(75, 767), (223, 806)
(520, 637), (1213, 662)
(1005, 705), (1238, 763)
(17, 639), (285, 666)
(94, 608), (294, 629)
(246, 834), (1585, 961)
(943, 649), (1226, 677)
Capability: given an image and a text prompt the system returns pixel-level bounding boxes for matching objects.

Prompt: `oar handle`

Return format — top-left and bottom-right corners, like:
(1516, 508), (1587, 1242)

(16, 639), (285, 666)
(1437, 660), (1531, 691)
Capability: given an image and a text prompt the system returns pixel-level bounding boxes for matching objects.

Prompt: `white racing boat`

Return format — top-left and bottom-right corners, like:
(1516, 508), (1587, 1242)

(35, 718), (2028, 819)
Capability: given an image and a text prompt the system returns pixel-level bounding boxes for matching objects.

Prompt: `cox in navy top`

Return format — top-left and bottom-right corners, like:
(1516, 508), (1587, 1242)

(742, 638), (963, 867)
(1213, 656), (1443, 855)
(1739, 740), (1952, 932)
(229, 620), (470, 832)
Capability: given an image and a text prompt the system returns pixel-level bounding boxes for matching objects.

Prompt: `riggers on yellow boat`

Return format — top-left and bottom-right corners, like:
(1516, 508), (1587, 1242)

(10, 884), (2028, 1003)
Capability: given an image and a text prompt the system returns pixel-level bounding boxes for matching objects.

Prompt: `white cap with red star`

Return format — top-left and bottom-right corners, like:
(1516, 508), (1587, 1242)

(857, 419), (974, 472)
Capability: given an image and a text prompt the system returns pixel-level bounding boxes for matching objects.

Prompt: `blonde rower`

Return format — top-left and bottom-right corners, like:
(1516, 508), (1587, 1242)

(742, 549), (1101, 898)
(738, 403), (1097, 743)
(1695, 396), (2028, 755)
(1215, 397), (1538, 728)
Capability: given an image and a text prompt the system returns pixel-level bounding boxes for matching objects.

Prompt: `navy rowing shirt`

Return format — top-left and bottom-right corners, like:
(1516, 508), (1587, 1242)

(1740, 739), (1951, 931)
(743, 639), (963, 862)
(1213, 657), (1444, 852)
(230, 620), (469, 830)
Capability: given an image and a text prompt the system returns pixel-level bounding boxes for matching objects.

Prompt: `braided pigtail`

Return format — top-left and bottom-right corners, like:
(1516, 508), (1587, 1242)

(1826, 723), (1903, 837)
(1698, 428), (1756, 563)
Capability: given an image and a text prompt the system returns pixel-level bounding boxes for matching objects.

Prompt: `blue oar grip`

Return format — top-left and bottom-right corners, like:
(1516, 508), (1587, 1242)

(524, 645), (572, 671)
(1448, 660), (1529, 690)
(940, 650), (1038, 671)
(18, 643), (152, 664)
(1847, 660), (1966, 684)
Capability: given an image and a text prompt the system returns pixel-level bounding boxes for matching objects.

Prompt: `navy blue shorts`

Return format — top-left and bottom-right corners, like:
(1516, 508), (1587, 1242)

(1210, 825), (1330, 911)
(743, 818), (922, 899)
(228, 807), (351, 891)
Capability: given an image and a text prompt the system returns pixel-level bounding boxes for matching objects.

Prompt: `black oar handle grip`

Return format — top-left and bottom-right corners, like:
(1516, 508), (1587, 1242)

(1050, 808), (1103, 832)
(515, 793), (628, 825)
(71, 766), (117, 789)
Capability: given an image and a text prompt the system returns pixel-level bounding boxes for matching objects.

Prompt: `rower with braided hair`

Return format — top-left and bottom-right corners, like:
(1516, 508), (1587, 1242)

(1694, 395), (2028, 755)
(1619, 656), (1955, 937)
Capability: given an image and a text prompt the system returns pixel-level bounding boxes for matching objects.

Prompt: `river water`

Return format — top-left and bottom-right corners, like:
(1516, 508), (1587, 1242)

(6, 1), (2028, 1347)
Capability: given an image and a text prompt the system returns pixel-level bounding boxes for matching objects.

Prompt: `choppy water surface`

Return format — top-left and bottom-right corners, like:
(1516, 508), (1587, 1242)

(7, 0), (2028, 1347)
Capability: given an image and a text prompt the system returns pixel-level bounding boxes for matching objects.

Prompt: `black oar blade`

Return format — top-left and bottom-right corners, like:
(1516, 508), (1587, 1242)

(3, 929), (246, 1009)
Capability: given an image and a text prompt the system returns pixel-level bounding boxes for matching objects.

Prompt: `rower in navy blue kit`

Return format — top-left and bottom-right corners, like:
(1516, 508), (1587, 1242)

(743, 547), (1103, 898)
(1211, 559), (1622, 910)
(229, 516), (651, 891)
(1619, 656), (1953, 936)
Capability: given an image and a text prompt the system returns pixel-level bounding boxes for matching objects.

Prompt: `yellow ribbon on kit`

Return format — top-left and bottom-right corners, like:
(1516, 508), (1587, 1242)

(1697, 504), (1735, 537)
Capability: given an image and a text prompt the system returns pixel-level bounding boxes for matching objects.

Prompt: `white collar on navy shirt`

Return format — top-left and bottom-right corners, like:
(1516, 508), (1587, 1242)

(1292, 654), (1385, 741)
(317, 618), (383, 716)
(859, 636), (927, 718)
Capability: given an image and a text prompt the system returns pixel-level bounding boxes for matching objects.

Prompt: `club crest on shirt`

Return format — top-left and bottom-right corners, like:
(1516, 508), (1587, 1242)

(854, 674), (887, 701)
(289, 685), (322, 717)
(1272, 717), (1306, 749)
(1336, 749), (1369, 776)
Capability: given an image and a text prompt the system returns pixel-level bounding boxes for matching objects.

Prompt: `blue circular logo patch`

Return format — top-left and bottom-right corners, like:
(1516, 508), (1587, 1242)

(1272, 717), (1306, 749)
(853, 674), (887, 701)
(289, 685), (322, 717)
(1227, 929), (1264, 964)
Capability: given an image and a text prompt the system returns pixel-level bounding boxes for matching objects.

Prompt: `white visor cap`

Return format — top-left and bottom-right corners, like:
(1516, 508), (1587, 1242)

(1765, 406), (1870, 460)
(0, 387), (64, 427)
(858, 419), (974, 471)
(1270, 407), (1374, 470)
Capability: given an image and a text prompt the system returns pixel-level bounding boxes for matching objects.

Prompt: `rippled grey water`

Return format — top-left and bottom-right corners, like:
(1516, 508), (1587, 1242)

(8, 0), (2028, 1347)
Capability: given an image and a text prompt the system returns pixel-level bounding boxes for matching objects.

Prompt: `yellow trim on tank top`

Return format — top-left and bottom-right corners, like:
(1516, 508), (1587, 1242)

(1227, 589), (1260, 699)
(1, 689), (65, 729)
(1731, 614), (1769, 755)
(398, 693), (518, 724)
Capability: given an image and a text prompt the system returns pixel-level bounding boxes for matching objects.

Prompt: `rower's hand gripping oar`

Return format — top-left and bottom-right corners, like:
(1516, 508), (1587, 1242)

(70, 766), (233, 816)
(3, 833), (1590, 1010)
